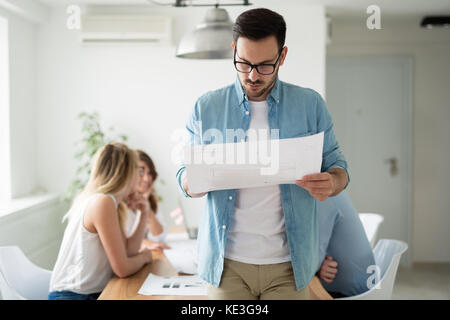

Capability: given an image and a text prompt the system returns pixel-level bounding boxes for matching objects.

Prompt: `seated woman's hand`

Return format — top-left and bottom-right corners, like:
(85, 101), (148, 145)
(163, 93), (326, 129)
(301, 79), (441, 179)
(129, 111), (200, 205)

(319, 255), (338, 284)
(126, 192), (151, 217)
(140, 239), (171, 251)
(126, 192), (139, 211)
(138, 248), (153, 264)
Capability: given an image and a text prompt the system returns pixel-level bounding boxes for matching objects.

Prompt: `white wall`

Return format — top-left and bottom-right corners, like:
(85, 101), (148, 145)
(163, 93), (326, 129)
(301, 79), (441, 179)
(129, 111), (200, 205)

(35, 3), (327, 226)
(0, 15), (10, 201)
(0, 6), (38, 198)
(327, 17), (450, 262)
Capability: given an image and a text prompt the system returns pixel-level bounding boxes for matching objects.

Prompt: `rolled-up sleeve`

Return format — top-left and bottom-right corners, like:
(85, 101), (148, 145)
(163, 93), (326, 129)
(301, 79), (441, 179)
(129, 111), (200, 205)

(316, 93), (350, 188)
(176, 100), (202, 198)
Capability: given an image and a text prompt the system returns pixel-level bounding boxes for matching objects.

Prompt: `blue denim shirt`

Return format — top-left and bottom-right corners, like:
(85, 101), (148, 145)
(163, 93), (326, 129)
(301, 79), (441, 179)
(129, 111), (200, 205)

(176, 76), (349, 290)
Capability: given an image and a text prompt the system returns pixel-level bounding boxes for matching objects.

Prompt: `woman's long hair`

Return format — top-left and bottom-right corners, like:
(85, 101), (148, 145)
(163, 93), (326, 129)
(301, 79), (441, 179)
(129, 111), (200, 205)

(136, 150), (158, 214)
(63, 142), (139, 233)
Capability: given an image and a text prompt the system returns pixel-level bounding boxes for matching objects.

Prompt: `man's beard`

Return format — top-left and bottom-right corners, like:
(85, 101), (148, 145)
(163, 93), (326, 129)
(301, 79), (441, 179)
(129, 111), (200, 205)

(241, 72), (278, 99)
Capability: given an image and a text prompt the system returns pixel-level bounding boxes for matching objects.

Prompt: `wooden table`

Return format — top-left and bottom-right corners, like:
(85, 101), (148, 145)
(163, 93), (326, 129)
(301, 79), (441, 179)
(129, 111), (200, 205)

(99, 231), (333, 300)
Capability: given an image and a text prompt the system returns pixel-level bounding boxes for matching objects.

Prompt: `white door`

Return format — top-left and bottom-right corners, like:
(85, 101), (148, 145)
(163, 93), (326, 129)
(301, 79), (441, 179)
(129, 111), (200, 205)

(326, 56), (413, 266)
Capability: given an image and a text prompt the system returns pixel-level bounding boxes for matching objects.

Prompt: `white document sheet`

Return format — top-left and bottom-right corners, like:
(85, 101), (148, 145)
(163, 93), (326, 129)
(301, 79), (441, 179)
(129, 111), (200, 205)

(184, 131), (324, 193)
(138, 273), (207, 296)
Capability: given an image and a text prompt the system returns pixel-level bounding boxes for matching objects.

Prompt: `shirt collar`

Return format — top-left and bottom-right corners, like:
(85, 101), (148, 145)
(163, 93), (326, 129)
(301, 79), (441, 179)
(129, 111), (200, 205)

(234, 76), (281, 107)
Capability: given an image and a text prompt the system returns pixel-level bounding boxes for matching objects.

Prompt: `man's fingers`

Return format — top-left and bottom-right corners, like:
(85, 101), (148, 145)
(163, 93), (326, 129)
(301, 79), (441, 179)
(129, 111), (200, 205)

(295, 180), (329, 188)
(311, 192), (330, 200)
(295, 180), (332, 201)
(310, 188), (333, 196)
(301, 173), (330, 181)
(296, 182), (331, 194)
(297, 180), (331, 188)
(314, 195), (329, 202)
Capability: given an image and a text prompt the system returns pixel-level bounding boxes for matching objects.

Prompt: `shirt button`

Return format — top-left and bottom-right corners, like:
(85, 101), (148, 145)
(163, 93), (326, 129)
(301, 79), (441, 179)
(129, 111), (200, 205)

(228, 196), (233, 200)
(222, 225), (227, 229)
(245, 111), (249, 115)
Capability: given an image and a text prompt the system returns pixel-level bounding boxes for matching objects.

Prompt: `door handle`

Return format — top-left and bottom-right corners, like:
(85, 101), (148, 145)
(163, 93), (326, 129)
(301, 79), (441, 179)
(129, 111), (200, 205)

(384, 157), (398, 176)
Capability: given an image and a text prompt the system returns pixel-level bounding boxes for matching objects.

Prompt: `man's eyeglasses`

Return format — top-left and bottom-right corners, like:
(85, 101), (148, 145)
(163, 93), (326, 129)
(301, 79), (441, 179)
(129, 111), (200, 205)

(233, 48), (283, 75)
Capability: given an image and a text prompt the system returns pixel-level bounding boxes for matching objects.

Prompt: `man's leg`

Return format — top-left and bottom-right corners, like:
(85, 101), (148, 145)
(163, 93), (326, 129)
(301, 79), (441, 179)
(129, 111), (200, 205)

(207, 259), (259, 300)
(259, 262), (310, 300)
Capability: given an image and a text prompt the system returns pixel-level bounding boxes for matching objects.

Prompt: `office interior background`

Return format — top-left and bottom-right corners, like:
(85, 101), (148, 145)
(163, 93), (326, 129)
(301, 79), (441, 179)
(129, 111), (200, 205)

(0, 0), (449, 300)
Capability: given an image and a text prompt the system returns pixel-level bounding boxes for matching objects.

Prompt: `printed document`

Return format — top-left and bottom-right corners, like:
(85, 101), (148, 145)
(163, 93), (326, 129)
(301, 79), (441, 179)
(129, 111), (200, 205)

(138, 273), (207, 296)
(184, 132), (324, 193)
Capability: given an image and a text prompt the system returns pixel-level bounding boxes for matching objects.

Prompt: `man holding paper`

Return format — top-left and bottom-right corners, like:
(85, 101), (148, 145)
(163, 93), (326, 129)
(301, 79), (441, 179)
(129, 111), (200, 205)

(176, 8), (349, 300)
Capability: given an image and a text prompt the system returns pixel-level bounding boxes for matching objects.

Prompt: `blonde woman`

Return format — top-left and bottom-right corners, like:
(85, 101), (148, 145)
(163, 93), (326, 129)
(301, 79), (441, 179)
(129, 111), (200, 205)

(48, 142), (153, 300)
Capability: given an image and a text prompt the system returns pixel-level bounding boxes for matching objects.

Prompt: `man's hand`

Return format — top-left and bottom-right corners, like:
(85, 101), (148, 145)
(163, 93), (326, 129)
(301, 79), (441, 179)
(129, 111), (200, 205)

(318, 255), (338, 284)
(296, 172), (336, 201)
(295, 168), (348, 202)
(183, 176), (207, 198)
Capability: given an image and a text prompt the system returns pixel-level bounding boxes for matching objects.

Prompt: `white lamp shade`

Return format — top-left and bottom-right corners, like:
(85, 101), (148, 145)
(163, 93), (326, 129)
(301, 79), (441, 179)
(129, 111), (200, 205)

(176, 8), (234, 59)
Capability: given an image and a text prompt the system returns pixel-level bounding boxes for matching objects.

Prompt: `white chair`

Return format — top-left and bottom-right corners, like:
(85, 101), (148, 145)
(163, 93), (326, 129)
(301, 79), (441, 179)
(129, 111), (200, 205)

(336, 239), (408, 300)
(359, 213), (384, 247)
(0, 246), (52, 300)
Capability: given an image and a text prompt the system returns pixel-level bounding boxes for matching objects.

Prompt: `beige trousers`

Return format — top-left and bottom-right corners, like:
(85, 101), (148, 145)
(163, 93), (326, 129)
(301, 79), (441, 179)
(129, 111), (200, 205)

(207, 258), (309, 300)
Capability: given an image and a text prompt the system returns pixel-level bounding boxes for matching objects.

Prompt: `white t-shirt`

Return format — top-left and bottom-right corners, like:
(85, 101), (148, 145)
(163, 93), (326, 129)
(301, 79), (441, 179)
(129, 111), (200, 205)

(225, 100), (291, 264)
(125, 209), (167, 242)
(49, 193), (116, 294)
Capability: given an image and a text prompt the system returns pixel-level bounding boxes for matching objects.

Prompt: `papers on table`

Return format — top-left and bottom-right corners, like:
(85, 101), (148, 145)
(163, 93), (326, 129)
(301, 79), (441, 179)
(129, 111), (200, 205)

(184, 132), (324, 193)
(137, 232), (202, 296)
(138, 273), (207, 296)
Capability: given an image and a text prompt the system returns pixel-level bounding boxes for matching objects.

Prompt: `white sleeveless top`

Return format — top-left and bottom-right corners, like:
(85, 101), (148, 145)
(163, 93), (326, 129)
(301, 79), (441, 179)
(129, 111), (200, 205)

(49, 193), (117, 294)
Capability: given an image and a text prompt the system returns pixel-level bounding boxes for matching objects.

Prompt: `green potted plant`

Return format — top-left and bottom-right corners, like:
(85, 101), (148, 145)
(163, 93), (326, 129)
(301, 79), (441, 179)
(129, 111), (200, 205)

(63, 111), (128, 202)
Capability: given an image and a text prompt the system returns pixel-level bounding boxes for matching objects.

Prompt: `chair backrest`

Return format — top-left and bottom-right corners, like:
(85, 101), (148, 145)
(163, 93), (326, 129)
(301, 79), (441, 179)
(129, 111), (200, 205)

(336, 239), (408, 300)
(359, 213), (384, 247)
(0, 246), (52, 300)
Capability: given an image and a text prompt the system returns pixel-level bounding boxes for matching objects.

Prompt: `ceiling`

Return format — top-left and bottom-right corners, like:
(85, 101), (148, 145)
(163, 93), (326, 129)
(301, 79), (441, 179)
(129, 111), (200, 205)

(37, 0), (450, 18)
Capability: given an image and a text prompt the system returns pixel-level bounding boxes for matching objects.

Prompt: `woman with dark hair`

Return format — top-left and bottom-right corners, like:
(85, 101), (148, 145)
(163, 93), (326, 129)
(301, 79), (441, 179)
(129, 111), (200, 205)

(125, 150), (170, 250)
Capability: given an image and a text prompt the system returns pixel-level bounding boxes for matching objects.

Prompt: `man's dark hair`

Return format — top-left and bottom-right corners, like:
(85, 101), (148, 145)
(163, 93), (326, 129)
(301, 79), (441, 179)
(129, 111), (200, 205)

(233, 8), (286, 51)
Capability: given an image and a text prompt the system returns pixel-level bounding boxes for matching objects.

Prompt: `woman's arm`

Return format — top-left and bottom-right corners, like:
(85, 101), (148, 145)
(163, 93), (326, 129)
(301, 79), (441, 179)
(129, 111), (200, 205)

(124, 192), (153, 256)
(125, 209), (149, 256)
(86, 195), (152, 278)
(147, 209), (164, 237)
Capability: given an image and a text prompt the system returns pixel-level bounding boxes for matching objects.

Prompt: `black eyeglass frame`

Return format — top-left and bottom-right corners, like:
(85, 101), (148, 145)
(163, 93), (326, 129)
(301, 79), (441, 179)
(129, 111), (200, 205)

(233, 47), (284, 75)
